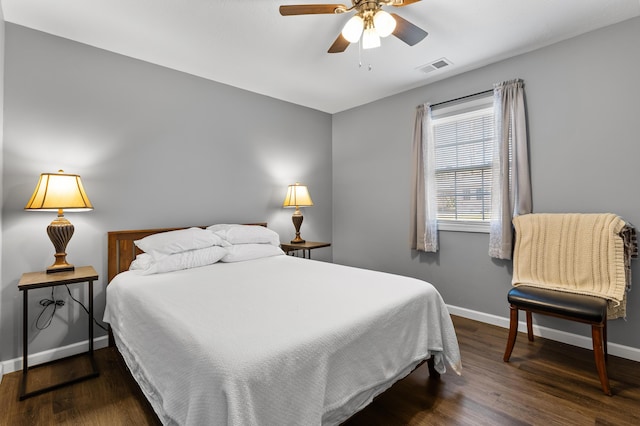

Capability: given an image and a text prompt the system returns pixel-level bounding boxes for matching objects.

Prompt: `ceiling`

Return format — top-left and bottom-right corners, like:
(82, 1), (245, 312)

(2, 0), (640, 113)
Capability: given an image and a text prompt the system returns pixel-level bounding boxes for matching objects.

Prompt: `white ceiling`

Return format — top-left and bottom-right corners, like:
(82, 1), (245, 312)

(2, 0), (640, 113)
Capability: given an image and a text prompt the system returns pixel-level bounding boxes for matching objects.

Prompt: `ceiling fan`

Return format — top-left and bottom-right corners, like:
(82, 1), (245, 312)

(279, 0), (428, 53)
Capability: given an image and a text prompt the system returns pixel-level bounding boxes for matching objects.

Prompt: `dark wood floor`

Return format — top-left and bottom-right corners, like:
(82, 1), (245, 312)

(1, 316), (639, 425)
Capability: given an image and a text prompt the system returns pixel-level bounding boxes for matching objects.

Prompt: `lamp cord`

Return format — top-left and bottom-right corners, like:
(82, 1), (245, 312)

(64, 284), (108, 332)
(35, 287), (65, 330)
(35, 286), (108, 332)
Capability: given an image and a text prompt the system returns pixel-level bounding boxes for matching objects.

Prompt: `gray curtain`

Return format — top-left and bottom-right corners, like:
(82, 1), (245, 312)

(410, 104), (438, 252)
(489, 79), (532, 259)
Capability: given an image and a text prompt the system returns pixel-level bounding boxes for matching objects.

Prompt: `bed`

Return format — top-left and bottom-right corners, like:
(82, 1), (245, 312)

(104, 224), (461, 426)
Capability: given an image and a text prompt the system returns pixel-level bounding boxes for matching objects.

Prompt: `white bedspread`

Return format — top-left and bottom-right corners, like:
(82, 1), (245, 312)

(104, 255), (461, 425)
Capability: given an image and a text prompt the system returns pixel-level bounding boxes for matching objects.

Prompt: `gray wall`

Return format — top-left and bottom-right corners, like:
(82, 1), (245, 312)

(332, 17), (640, 350)
(1, 24), (332, 362)
(0, 3), (5, 378)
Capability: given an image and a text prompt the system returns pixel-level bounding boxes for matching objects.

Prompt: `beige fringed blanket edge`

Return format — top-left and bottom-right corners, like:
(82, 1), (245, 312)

(512, 213), (637, 319)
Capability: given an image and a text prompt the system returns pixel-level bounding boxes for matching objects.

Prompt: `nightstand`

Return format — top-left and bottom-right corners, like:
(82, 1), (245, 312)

(280, 241), (331, 259)
(18, 265), (99, 400)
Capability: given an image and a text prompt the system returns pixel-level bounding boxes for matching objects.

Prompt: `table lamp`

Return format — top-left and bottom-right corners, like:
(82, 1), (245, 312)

(283, 182), (313, 244)
(25, 170), (93, 273)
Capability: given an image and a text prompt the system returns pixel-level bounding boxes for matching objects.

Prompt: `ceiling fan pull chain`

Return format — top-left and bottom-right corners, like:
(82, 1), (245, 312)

(356, 40), (373, 71)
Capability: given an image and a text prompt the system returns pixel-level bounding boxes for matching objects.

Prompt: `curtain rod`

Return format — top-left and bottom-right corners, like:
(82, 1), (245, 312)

(431, 88), (493, 108)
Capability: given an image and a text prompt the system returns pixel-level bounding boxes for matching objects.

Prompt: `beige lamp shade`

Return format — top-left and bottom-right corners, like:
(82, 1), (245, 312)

(25, 171), (93, 211)
(283, 182), (313, 244)
(282, 183), (314, 208)
(25, 170), (93, 273)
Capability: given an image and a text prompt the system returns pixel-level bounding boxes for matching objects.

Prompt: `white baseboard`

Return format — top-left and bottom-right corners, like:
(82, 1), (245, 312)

(1, 336), (109, 377)
(447, 304), (640, 362)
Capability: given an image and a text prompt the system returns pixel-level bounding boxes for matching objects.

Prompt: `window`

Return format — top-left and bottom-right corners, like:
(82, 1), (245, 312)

(411, 79), (528, 256)
(431, 95), (508, 232)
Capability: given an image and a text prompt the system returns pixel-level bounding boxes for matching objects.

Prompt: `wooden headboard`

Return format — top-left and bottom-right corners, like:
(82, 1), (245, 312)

(107, 223), (267, 282)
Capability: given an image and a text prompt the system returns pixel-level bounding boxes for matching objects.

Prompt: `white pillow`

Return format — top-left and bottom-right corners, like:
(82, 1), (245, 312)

(134, 227), (226, 260)
(221, 244), (284, 263)
(129, 253), (153, 271)
(136, 246), (228, 275)
(207, 224), (280, 246)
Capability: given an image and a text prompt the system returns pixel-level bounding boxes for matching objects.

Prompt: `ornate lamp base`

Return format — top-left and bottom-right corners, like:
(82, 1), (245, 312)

(46, 215), (75, 274)
(291, 211), (305, 244)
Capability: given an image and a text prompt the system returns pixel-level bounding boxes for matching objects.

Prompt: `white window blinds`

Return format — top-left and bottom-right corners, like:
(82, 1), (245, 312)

(432, 96), (495, 229)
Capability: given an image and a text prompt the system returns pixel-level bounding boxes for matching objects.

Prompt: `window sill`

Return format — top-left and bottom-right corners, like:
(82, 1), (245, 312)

(438, 221), (489, 233)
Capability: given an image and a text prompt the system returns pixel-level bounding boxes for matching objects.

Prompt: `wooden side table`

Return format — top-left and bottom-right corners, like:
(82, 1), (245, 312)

(280, 241), (331, 259)
(18, 265), (100, 400)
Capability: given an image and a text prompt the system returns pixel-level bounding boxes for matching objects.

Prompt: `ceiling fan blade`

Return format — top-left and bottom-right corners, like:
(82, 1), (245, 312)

(391, 0), (422, 7)
(279, 4), (346, 16)
(328, 33), (350, 53)
(390, 13), (428, 46)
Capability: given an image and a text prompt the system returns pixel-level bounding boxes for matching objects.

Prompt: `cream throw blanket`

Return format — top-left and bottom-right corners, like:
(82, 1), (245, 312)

(512, 213), (635, 319)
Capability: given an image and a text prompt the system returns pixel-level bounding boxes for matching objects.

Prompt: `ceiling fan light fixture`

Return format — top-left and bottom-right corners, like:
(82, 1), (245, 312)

(362, 27), (381, 49)
(342, 15), (364, 43)
(280, 1), (427, 53)
(373, 10), (396, 37)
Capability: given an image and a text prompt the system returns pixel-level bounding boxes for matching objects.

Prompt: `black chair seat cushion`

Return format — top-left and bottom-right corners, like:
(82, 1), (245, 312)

(508, 285), (607, 323)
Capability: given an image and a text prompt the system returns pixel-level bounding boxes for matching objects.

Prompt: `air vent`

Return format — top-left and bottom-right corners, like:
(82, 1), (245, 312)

(417, 58), (452, 74)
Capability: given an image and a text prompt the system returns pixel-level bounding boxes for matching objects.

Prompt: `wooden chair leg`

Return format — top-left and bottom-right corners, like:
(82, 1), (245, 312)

(526, 311), (534, 341)
(603, 317), (608, 362)
(591, 324), (611, 396)
(503, 306), (519, 362)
